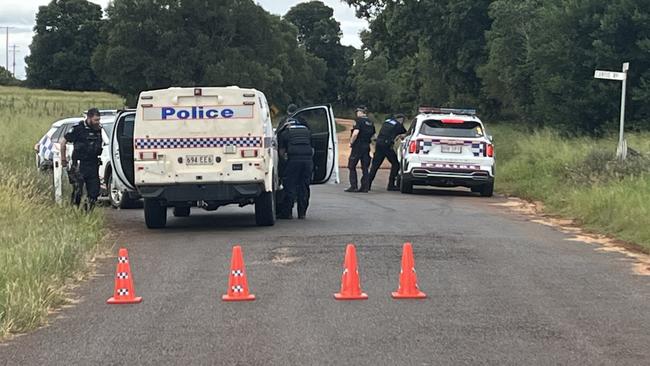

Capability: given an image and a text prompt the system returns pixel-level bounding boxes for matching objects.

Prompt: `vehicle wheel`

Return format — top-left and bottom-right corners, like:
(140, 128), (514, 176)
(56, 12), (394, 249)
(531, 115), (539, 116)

(470, 186), (481, 193)
(400, 176), (413, 194)
(255, 190), (276, 226)
(144, 198), (167, 229)
(173, 206), (191, 217)
(480, 181), (494, 197)
(108, 172), (137, 209)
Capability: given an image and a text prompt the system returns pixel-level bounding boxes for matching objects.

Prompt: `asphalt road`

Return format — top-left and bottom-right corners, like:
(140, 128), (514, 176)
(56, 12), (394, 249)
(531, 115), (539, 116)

(1, 171), (649, 365)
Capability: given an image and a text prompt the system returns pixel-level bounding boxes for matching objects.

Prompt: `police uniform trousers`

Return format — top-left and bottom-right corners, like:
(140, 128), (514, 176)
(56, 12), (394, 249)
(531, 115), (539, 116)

(71, 160), (100, 207)
(369, 142), (400, 189)
(280, 158), (313, 217)
(348, 143), (371, 190)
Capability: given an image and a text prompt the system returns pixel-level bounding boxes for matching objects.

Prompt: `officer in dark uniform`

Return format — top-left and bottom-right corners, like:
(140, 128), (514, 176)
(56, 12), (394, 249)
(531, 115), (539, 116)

(60, 108), (103, 210)
(345, 106), (375, 192)
(277, 117), (314, 219)
(369, 113), (407, 191)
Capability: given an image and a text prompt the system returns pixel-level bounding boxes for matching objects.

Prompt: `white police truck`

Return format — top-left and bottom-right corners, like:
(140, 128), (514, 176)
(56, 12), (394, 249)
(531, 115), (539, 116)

(396, 107), (495, 196)
(109, 87), (339, 228)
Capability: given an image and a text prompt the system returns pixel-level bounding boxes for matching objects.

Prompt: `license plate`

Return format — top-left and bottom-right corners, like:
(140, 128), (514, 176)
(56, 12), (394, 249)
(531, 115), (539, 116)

(441, 145), (462, 153)
(186, 155), (214, 165)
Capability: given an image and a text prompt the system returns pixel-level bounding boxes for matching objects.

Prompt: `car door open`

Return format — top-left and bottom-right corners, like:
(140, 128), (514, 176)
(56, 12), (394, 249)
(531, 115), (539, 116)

(110, 111), (136, 191)
(289, 105), (339, 184)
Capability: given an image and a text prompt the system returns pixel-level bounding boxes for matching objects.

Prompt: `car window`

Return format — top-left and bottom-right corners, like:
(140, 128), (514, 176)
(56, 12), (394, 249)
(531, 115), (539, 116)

(101, 122), (115, 137)
(419, 120), (484, 138)
(51, 126), (66, 143)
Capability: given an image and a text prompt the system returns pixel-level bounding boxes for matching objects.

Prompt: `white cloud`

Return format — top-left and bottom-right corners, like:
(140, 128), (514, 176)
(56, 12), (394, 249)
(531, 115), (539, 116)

(0, 0), (366, 80)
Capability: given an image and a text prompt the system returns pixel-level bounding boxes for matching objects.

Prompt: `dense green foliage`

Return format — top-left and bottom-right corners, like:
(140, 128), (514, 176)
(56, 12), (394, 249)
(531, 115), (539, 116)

(346, 0), (650, 134)
(285, 1), (357, 104)
(0, 67), (21, 86)
(92, 0), (329, 106)
(25, 0), (105, 90)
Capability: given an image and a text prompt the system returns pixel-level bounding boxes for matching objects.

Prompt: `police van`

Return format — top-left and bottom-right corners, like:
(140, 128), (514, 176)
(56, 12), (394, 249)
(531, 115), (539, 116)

(109, 87), (339, 228)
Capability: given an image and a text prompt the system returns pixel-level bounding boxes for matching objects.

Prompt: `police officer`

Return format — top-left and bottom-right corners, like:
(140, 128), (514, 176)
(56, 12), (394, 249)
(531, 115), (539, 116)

(369, 113), (407, 191)
(345, 106), (375, 192)
(60, 108), (103, 210)
(277, 116), (314, 219)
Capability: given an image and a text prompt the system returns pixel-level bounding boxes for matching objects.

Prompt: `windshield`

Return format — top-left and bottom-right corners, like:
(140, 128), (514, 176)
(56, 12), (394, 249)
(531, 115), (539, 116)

(419, 120), (484, 138)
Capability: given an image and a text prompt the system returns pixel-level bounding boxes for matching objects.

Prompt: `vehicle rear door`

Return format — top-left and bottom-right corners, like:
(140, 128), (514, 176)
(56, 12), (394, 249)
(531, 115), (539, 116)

(109, 111), (136, 191)
(288, 105), (339, 184)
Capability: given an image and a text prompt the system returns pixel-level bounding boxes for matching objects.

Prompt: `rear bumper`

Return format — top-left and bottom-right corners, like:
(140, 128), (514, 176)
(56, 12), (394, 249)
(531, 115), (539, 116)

(136, 182), (264, 203)
(403, 167), (494, 188)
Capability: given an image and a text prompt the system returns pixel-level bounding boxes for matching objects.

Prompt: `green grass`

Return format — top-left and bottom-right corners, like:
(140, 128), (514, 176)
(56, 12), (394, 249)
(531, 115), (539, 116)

(491, 123), (650, 252)
(0, 86), (123, 336)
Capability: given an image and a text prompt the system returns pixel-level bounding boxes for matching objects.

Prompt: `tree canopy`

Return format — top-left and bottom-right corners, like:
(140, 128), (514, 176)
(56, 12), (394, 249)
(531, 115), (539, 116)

(26, 0), (104, 90)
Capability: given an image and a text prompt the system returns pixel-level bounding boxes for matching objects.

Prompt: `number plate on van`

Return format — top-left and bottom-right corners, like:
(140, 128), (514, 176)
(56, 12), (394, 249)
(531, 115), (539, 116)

(186, 155), (214, 165)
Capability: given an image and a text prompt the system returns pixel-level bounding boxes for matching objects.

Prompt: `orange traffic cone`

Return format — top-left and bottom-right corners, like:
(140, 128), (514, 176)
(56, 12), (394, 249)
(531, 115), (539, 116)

(222, 245), (256, 301)
(392, 242), (426, 299)
(107, 248), (143, 304)
(334, 244), (368, 300)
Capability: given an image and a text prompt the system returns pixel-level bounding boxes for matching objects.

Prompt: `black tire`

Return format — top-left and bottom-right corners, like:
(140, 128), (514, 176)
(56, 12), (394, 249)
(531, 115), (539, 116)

(144, 198), (167, 229)
(255, 190), (276, 226)
(400, 175), (413, 194)
(108, 172), (137, 209)
(173, 206), (191, 217)
(480, 181), (494, 197)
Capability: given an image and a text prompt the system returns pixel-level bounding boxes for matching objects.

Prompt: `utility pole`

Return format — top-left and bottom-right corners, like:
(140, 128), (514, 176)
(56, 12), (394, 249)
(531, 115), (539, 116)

(0, 27), (11, 72)
(10, 44), (18, 77)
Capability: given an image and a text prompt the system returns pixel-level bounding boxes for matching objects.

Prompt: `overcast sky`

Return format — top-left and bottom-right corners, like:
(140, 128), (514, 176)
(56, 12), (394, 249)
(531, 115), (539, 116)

(0, 0), (367, 80)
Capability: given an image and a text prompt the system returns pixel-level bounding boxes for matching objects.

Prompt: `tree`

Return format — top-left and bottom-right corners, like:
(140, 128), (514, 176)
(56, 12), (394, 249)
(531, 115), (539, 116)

(348, 0), (492, 113)
(25, 0), (104, 90)
(0, 66), (21, 86)
(92, 0), (326, 107)
(285, 1), (355, 104)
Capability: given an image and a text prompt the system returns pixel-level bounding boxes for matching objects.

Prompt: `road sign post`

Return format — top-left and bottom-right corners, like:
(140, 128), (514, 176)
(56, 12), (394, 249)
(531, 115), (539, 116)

(594, 62), (629, 160)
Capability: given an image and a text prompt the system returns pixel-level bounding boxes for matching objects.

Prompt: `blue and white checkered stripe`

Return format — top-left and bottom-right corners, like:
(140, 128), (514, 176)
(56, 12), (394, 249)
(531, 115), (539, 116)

(135, 137), (262, 150)
(38, 135), (54, 160)
(470, 143), (485, 157)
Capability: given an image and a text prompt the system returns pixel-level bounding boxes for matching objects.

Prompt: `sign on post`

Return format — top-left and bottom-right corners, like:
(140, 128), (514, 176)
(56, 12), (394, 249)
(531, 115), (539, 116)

(594, 62), (630, 160)
(594, 70), (626, 81)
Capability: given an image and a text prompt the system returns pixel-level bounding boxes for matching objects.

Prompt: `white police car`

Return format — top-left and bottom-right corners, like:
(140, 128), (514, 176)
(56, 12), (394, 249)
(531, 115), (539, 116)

(109, 86), (339, 228)
(34, 111), (140, 208)
(396, 107), (495, 196)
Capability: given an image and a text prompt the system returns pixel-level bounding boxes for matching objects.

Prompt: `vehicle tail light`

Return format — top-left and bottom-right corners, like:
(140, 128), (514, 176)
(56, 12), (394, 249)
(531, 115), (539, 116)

(408, 140), (418, 154)
(486, 144), (494, 157)
(241, 149), (258, 158)
(139, 151), (157, 160)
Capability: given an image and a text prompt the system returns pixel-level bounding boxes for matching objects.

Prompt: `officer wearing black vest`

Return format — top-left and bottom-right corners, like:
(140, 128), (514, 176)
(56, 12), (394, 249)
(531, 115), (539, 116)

(60, 108), (103, 210)
(345, 106), (375, 192)
(277, 116), (314, 219)
(369, 113), (407, 191)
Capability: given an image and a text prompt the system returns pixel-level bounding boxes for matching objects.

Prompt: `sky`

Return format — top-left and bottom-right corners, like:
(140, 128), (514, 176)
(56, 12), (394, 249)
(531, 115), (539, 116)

(0, 0), (368, 80)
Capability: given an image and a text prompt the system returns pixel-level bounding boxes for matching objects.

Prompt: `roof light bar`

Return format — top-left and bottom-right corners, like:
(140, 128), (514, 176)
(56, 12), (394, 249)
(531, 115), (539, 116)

(419, 106), (477, 116)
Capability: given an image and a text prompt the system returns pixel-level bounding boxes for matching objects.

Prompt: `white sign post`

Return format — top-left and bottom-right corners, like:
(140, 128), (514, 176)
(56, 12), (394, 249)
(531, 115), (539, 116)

(594, 62), (629, 160)
(52, 147), (63, 205)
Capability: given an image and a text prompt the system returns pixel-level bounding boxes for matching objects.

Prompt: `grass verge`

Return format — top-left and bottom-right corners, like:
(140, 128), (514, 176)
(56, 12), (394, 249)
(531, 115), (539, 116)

(491, 123), (650, 252)
(0, 86), (123, 337)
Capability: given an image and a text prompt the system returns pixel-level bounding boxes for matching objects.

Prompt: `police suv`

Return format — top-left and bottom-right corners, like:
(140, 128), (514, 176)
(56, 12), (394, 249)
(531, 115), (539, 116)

(396, 107), (495, 196)
(109, 87), (339, 228)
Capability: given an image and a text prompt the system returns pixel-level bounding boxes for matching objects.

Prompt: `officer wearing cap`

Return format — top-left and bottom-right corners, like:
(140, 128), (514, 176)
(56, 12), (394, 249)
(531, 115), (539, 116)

(60, 108), (103, 210)
(277, 114), (314, 219)
(345, 106), (375, 192)
(369, 113), (407, 191)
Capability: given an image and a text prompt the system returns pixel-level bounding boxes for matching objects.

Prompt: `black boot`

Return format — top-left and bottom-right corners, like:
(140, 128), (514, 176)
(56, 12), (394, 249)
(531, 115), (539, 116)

(344, 186), (358, 192)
